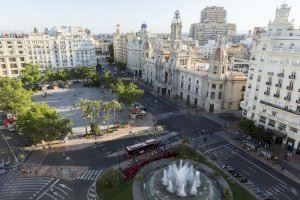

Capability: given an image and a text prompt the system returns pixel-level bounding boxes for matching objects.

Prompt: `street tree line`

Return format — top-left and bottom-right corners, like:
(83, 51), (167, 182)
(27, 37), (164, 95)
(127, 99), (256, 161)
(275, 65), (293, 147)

(0, 77), (72, 145)
(20, 63), (99, 89)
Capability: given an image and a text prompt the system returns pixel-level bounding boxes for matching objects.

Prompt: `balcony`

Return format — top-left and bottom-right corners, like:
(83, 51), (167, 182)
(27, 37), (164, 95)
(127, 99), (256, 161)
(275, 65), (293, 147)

(264, 91), (270, 95)
(266, 81), (272, 86)
(286, 86), (294, 90)
(273, 94), (280, 98)
(275, 83), (282, 88)
(289, 74), (296, 79)
(284, 97), (291, 101)
(260, 100), (300, 116)
(277, 73), (284, 77)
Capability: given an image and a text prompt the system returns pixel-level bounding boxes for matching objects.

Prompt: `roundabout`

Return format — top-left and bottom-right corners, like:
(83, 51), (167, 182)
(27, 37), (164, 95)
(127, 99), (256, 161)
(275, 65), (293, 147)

(133, 159), (232, 200)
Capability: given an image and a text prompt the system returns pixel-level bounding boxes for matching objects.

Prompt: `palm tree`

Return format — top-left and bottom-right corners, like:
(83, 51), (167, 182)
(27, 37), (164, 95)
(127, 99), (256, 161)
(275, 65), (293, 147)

(102, 101), (112, 130)
(109, 100), (121, 127)
(74, 98), (90, 135)
(91, 100), (103, 125)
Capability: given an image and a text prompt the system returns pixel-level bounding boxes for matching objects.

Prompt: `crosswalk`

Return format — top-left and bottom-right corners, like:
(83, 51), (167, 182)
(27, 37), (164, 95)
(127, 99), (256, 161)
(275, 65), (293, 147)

(155, 111), (184, 121)
(0, 170), (16, 186)
(208, 145), (238, 160)
(0, 176), (56, 200)
(76, 169), (102, 181)
(24, 151), (48, 166)
(192, 131), (230, 149)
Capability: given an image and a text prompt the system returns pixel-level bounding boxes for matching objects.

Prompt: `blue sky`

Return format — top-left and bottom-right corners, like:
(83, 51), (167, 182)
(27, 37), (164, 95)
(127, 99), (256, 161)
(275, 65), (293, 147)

(0, 0), (299, 34)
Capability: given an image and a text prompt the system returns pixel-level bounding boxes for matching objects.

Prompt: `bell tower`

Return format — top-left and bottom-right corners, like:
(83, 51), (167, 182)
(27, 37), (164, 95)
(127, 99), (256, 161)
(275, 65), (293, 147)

(170, 10), (182, 41)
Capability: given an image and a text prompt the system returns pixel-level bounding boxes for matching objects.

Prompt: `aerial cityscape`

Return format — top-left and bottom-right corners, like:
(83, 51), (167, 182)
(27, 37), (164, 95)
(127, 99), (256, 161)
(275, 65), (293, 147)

(0, 1), (300, 200)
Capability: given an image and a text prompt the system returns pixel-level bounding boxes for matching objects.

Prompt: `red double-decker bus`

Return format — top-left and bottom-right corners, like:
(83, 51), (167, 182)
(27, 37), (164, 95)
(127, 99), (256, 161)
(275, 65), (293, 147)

(125, 138), (158, 158)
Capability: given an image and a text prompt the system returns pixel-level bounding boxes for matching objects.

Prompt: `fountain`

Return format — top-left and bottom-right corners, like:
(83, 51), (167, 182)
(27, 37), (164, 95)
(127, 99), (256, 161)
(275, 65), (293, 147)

(141, 159), (223, 200)
(161, 160), (201, 196)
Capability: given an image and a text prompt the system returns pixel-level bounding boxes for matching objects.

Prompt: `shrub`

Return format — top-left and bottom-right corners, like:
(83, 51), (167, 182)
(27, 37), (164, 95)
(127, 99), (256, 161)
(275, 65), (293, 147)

(100, 169), (125, 189)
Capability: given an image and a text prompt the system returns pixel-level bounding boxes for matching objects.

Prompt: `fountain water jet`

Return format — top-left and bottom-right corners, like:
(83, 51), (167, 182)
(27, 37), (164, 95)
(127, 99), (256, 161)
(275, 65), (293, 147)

(161, 160), (202, 197)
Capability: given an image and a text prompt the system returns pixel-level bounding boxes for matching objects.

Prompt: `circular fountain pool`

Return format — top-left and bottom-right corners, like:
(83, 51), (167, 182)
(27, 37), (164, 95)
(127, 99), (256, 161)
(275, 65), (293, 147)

(142, 159), (221, 200)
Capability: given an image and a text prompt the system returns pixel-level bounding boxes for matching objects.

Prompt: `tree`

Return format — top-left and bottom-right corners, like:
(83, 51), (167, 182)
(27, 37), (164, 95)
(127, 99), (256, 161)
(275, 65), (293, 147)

(0, 77), (32, 115)
(19, 63), (41, 88)
(109, 100), (121, 126)
(42, 68), (52, 82)
(117, 83), (144, 108)
(89, 100), (103, 135)
(54, 69), (69, 81)
(74, 98), (90, 135)
(102, 102), (112, 129)
(15, 103), (72, 145)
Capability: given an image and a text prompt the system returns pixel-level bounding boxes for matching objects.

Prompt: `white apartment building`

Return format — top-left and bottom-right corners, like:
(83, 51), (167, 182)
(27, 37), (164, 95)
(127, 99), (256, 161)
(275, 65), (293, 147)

(190, 6), (236, 45)
(0, 35), (27, 77)
(113, 24), (132, 65)
(0, 26), (96, 77)
(142, 11), (247, 113)
(241, 4), (300, 153)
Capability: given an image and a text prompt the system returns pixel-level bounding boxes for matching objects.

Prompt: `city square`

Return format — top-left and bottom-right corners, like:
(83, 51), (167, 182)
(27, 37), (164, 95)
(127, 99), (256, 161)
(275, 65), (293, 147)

(0, 1), (300, 200)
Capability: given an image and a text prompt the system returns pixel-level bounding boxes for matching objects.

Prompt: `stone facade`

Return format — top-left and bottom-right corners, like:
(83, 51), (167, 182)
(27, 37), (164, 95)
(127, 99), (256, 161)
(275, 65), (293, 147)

(241, 4), (300, 152)
(141, 11), (247, 113)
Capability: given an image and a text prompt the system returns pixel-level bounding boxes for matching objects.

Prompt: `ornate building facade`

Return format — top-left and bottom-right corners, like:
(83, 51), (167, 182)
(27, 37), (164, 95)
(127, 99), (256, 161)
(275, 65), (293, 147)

(241, 4), (300, 152)
(142, 11), (247, 113)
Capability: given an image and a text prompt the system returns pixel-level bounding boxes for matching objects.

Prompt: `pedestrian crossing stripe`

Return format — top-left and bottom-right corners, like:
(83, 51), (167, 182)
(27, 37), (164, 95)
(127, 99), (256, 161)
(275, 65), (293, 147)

(77, 170), (102, 181)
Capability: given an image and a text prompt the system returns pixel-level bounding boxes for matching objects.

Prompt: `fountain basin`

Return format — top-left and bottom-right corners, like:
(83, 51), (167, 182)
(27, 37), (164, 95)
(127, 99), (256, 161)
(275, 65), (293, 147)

(134, 159), (225, 200)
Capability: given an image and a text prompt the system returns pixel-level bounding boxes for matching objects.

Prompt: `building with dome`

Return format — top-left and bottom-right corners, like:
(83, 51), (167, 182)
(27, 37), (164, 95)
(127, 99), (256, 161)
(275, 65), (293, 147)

(141, 10), (247, 113)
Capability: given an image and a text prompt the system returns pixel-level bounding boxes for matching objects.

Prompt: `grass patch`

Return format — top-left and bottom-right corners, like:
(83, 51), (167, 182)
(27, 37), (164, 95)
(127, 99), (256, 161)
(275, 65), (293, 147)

(96, 179), (133, 200)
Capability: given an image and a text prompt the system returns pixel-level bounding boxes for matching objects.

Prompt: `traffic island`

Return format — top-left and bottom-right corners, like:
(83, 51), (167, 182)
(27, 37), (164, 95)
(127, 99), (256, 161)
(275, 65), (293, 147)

(96, 145), (256, 200)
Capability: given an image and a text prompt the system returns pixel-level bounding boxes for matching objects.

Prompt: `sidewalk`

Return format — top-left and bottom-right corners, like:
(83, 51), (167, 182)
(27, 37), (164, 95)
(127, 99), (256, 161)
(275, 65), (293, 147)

(23, 113), (155, 152)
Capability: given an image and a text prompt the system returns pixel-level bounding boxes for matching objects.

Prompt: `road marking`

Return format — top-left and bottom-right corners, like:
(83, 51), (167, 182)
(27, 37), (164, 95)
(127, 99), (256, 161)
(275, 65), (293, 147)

(242, 170), (251, 176)
(53, 185), (69, 196)
(224, 146), (287, 186)
(248, 167), (257, 173)
(45, 192), (58, 200)
(36, 179), (59, 200)
(59, 184), (73, 191)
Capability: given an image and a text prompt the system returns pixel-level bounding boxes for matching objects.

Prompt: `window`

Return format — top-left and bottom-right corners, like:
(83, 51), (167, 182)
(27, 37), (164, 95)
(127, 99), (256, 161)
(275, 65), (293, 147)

(211, 92), (215, 99)
(268, 119), (275, 127)
(212, 84), (216, 89)
(20, 57), (25, 61)
(11, 70), (18, 74)
(188, 85), (191, 91)
(181, 82), (183, 88)
(278, 123), (286, 131)
(297, 106), (300, 112)
(213, 66), (217, 74)
(1, 64), (6, 68)
(272, 111), (276, 116)
(242, 86), (245, 91)
(19, 51), (23, 54)
(218, 92), (222, 99)
(195, 87), (198, 94)
(10, 64), (17, 68)
(196, 80), (199, 84)
(219, 84), (223, 89)
(181, 76), (184, 79)
(290, 127), (297, 133)
(9, 58), (16, 62)
(0, 58), (4, 62)
(188, 78), (191, 82)
(290, 43), (295, 50)
(259, 116), (266, 123)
